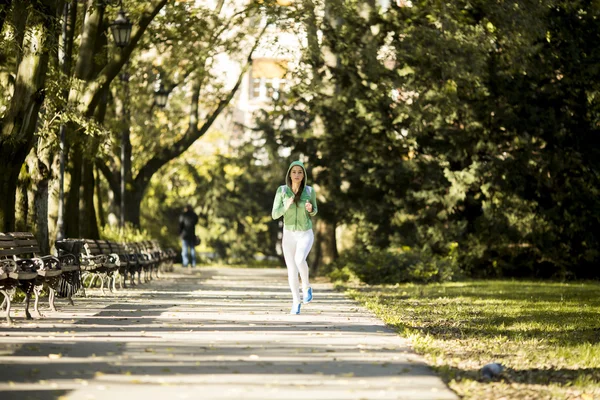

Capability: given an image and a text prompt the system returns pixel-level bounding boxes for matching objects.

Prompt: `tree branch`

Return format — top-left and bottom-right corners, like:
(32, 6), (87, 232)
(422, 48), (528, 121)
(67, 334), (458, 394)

(96, 160), (119, 198)
(133, 24), (269, 192)
(81, 0), (168, 117)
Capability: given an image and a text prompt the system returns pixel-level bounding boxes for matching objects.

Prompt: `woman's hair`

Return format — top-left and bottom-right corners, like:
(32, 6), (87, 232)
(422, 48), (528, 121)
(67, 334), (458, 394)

(289, 170), (306, 204)
(294, 180), (305, 204)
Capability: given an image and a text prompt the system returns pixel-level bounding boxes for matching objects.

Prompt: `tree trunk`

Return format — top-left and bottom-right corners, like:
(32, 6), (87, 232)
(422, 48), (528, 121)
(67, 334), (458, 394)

(77, 84), (108, 238)
(0, 0), (59, 232)
(54, 0), (77, 241)
(95, 165), (105, 227)
(0, 150), (28, 232)
(62, 0), (167, 235)
(312, 219), (338, 274)
(125, 188), (144, 228)
(15, 169), (30, 232)
(29, 152), (51, 254)
(24, 139), (53, 254)
(74, 0), (104, 81)
(64, 143), (82, 238)
(80, 158), (99, 239)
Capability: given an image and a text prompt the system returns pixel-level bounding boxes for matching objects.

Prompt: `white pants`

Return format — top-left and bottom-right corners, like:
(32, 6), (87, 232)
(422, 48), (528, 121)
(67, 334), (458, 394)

(282, 228), (314, 304)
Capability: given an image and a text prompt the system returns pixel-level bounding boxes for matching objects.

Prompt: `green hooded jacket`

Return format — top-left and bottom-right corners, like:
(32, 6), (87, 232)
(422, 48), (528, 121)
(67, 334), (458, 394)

(271, 160), (318, 231)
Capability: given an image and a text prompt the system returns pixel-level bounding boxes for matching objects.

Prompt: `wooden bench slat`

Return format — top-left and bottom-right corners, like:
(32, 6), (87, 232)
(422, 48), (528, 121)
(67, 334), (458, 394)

(7, 232), (35, 239)
(0, 249), (28, 257)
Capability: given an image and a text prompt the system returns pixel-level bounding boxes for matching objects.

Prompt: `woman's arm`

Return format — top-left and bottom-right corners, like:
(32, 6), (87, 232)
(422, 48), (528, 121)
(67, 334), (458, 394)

(308, 187), (318, 217)
(272, 187), (288, 220)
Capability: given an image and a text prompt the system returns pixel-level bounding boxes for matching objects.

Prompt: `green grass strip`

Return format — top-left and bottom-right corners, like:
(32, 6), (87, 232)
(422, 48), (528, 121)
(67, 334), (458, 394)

(343, 280), (600, 400)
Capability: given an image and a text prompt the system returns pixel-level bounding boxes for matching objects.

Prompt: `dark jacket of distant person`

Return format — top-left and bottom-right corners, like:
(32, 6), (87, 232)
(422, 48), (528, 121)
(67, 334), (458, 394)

(179, 207), (198, 241)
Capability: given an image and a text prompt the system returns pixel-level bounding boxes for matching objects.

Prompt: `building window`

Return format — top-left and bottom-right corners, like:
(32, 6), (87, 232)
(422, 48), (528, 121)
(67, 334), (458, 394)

(252, 78), (261, 98)
(265, 80), (275, 99)
(250, 59), (288, 101)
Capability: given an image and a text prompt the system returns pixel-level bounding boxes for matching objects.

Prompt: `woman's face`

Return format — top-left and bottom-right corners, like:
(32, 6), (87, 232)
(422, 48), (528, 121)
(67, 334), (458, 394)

(290, 166), (304, 184)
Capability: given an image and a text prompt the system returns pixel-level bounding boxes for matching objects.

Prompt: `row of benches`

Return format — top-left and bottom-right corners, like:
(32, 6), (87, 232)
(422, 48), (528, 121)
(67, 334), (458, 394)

(0, 232), (176, 325)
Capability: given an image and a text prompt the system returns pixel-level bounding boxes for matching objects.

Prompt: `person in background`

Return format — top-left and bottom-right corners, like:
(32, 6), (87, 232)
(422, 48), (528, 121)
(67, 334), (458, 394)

(179, 204), (199, 268)
(271, 160), (318, 315)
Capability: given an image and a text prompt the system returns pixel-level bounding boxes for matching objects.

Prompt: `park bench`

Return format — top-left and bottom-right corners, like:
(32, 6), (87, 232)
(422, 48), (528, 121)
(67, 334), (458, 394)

(77, 239), (119, 295)
(142, 240), (163, 279)
(54, 239), (84, 304)
(96, 239), (122, 292)
(107, 240), (136, 289)
(126, 242), (151, 284)
(158, 244), (177, 273)
(149, 240), (176, 274)
(0, 232), (62, 324)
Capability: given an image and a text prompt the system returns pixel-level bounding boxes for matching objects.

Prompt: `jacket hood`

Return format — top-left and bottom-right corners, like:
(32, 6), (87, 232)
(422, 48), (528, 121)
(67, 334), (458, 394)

(285, 160), (307, 188)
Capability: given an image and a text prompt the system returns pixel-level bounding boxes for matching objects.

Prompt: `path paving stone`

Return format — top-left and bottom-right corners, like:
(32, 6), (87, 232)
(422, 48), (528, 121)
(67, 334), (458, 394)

(0, 266), (458, 400)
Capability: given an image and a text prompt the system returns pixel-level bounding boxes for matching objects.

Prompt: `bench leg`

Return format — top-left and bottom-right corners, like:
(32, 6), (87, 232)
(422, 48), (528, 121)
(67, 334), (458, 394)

(99, 275), (106, 295)
(24, 292), (33, 320)
(87, 274), (98, 289)
(107, 273), (115, 293)
(18, 281), (35, 320)
(33, 284), (45, 318)
(122, 271), (128, 289)
(1, 290), (12, 325)
(80, 272), (89, 287)
(49, 287), (57, 312)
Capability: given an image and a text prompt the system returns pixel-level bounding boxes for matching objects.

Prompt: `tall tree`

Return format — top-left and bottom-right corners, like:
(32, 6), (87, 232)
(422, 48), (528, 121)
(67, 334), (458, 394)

(97, 1), (267, 226)
(63, 0), (168, 238)
(0, 0), (60, 232)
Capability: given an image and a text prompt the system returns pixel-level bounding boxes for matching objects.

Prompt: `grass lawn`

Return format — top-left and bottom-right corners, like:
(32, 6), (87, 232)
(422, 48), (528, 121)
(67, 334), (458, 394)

(342, 280), (600, 400)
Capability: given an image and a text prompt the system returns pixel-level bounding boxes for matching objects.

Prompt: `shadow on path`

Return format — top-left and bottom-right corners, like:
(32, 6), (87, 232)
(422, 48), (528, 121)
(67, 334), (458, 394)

(0, 266), (457, 400)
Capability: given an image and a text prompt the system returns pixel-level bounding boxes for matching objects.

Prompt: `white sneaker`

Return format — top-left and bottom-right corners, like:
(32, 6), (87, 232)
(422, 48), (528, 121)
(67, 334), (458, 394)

(302, 287), (313, 304)
(290, 302), (301, 314)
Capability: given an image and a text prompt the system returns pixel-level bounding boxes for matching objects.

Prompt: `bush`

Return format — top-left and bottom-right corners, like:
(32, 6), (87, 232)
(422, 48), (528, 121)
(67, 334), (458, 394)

(99, 224), (153, 243)
(328, 246), (460, 285)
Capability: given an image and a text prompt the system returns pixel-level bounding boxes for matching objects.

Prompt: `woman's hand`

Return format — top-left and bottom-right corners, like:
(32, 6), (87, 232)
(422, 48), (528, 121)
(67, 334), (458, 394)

(305, 200), (313, 213)
(285, 196), (295, 209)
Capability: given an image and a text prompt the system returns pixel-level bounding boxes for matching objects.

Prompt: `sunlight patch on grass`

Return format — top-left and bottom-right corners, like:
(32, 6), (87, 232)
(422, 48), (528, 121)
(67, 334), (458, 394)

(344, 280), (600, 400)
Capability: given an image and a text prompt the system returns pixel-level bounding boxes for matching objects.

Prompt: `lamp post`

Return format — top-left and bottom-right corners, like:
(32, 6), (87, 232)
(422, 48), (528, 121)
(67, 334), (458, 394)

(109, 1), (132, 228)
(154, 82), (169, 109)
(110, 7), (132, 48)
(56, 1), (73, 241)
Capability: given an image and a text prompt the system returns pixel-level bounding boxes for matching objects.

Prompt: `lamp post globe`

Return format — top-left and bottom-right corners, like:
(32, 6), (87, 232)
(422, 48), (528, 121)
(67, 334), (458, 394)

(276, 0), (293, 5)
(110, 10), (132, 48)
(154, 83), (169, 108)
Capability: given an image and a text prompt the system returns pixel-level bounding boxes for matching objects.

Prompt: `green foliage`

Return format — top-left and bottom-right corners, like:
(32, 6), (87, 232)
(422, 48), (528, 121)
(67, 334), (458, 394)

(141, 136), (286, 263)
(99, 223), (152, 243)
(256, 0), (600, 280)
(346, 280), (600, 399)
(328, 245), (459, 284)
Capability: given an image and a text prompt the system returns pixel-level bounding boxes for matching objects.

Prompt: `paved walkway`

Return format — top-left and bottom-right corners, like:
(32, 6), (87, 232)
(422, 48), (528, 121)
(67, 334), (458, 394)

(0, 266), (457, 400)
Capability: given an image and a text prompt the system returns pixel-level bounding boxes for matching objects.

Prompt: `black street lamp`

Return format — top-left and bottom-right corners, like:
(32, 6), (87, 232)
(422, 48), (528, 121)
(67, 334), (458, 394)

(107, 0), (132, 228)
(110, 9), (132, 48)
(154, 83), (169, 108)
(119, 68), (130, 228)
